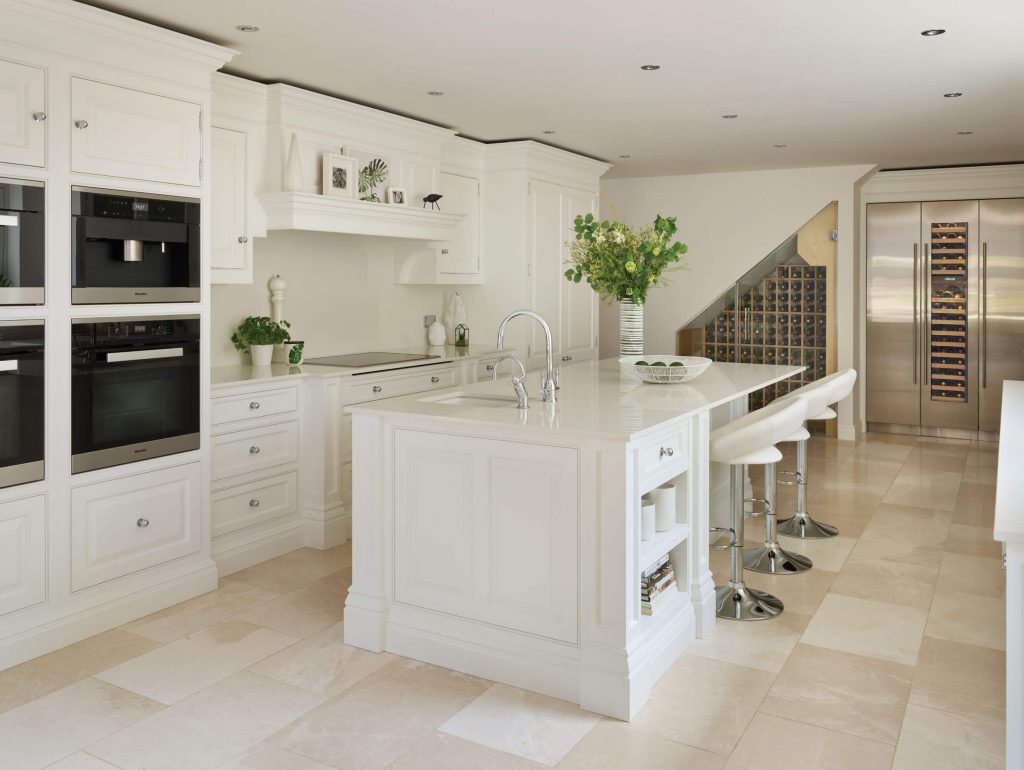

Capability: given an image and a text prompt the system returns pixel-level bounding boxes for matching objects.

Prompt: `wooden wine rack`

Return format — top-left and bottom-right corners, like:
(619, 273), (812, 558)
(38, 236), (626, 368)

(929, 222), (968, 403)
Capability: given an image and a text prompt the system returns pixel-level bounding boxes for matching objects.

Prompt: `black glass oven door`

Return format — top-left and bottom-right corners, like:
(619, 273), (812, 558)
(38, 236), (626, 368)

(0, 322), (44, 488)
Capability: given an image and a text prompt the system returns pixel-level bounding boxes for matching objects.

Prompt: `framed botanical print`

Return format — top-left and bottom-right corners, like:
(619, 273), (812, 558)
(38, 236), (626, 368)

(322, 152), (358, 198)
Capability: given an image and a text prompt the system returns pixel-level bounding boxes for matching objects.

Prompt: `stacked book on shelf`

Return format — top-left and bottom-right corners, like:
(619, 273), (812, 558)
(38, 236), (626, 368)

(641, 554), (676, 616)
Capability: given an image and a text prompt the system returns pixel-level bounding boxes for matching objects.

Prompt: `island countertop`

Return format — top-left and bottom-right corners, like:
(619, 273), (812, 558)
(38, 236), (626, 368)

(347, 358), (803, 441)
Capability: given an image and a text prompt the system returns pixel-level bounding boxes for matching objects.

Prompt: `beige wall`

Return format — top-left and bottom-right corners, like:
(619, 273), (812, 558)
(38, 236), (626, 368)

(599, 164), (877, 439)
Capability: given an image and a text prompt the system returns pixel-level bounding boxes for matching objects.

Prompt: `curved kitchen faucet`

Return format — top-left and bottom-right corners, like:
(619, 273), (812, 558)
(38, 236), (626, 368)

(490, 354), (529, 409)
(496, 310), (556, 403)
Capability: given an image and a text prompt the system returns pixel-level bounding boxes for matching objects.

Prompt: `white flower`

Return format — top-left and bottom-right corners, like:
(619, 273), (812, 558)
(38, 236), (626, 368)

(611, 230), (626, 244)
(594, 233), (606, 244)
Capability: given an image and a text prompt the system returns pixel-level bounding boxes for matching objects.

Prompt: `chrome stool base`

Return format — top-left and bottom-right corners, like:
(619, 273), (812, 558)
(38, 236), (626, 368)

(715, 583), (784, 621)
(743, 543), (814, 574)
(777, 513), (839, 539)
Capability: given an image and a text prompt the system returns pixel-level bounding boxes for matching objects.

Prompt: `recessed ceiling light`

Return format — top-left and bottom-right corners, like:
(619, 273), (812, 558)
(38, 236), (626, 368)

(943, 92), (963, 98)
(426, 90), (444, 96)
(722, 114), (738, 119)
(957, 131), (973, 135)
(235, 24), (260, 32)
(640, 64), (660, 71)
(618, 155), (631, 158)
(542, 130), (556, 135)
(773, 144), (787, 148)
(921, 29), (946, 36)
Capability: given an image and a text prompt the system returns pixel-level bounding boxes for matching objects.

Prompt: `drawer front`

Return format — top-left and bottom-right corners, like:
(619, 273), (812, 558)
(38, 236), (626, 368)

(212, 385), (298, 427)
(0, 494), (46, 616)
(212, 421), (298, 481)
(638, 424), (690, 491)
(213, 471), (297, 538)
(346, 366), (457, 404)
(71, 463), (201, 592)
(475, 357), (502, 382)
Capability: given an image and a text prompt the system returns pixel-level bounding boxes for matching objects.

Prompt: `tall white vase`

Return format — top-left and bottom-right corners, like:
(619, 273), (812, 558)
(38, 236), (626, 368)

(619, 299), (644, 356)
(284, 133), (303, 192)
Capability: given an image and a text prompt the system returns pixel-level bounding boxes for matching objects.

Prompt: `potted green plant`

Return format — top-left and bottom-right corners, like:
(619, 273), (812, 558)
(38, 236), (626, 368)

(564, 214), (688, 356)
(231, 316), (291, 366)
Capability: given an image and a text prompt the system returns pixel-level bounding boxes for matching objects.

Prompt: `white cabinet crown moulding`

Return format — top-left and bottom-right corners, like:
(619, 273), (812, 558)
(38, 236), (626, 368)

(259, 192), (465, 241)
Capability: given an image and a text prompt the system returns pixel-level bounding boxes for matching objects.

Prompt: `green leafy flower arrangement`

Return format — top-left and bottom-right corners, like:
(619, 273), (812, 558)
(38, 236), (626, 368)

(564, 214), (688, 304)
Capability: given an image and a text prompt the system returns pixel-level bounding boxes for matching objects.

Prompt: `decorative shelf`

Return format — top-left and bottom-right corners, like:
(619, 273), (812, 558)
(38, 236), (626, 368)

(639, 523), (691, 574)
(259, 192), (464, 241)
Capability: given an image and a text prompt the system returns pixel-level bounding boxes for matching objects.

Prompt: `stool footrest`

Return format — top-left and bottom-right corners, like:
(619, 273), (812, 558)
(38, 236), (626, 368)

(743, 497), (770, 518)
(743, 543), (813, 574)
(777, 513), (839, 539)
(714, 584), (784, 621)
(709, 526), (736, 549)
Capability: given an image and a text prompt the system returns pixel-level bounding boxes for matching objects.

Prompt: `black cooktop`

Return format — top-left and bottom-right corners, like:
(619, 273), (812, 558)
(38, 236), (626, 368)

(305, 352), (442, 368)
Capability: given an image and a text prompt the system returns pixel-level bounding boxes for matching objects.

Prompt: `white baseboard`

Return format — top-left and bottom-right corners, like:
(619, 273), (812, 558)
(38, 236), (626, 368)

(837, 422), (857, 442)
(1, 563), (218, 671)
(302, 508), (350, 549)
(214, 524), (304, 577)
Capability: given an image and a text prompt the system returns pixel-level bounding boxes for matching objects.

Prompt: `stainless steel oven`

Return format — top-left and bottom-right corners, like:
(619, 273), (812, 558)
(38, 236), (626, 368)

(72, 316), (199, 473)
(0, 320), (44, 488)
(0, 178), (45, 305)
(72, 187), (200, 304)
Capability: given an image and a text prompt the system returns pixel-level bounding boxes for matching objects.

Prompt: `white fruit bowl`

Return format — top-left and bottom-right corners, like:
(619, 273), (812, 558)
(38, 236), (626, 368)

(633, 356), (712, 384)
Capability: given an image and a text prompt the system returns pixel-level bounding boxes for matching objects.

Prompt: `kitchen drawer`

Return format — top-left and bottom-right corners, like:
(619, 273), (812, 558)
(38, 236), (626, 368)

(212, 384), (298, 427)
(638, 423), (690, 491)
(212, 421), (298, 481)
(346, 366), (457, 404)
(213, 471), (297, 538)
(71, 463), (201, 592)
(0, 493), (46, 616)
(475, 356), (503, 382)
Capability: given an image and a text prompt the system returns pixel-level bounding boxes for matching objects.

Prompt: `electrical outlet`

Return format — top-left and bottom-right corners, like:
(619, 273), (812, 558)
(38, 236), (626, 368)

(424, 315), (436, 327)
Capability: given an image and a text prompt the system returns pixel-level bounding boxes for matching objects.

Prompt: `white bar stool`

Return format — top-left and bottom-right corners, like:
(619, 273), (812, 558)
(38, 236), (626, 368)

(711, 396), (808, 621)
(776, 369), (858, 539)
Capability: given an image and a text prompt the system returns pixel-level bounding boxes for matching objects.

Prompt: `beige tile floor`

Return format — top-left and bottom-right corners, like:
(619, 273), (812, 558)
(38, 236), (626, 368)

(0, 433), (1005, 769)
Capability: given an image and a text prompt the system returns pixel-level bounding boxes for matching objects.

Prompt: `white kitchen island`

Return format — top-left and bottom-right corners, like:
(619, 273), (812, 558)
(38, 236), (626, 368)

(344, 358), (802, 719)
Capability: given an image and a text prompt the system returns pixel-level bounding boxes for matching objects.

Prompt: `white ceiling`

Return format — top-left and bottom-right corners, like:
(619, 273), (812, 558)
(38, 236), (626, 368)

(81, 0), (1024, 178)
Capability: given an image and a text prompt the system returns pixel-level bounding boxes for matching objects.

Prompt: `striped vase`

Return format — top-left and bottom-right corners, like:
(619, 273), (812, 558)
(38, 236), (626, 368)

(619, 299), (644, 356)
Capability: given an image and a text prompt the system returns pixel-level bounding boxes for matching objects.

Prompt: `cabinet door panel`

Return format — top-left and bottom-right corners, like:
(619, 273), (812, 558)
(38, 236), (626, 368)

(560, 190), (598, 360)
(0, 494), (46, 616)
(529, 183), (565, 360)
(71, 78), (201, 186)
(437, 173), (480, 276)
(210, 126), (248, 272)
(0, 59), (46, 167)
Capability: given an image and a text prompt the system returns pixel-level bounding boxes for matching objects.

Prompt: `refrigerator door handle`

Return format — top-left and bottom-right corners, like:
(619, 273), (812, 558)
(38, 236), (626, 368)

(982, 241), (988, 389)
(912, 243), (919, 385)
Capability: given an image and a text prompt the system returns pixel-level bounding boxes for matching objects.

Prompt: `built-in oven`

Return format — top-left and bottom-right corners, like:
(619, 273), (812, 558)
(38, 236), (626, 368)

(0, 178), (45, 305)
(0, 320), (44, 488)
(71, 315), (199, 473)
(72, 187), (200, 304)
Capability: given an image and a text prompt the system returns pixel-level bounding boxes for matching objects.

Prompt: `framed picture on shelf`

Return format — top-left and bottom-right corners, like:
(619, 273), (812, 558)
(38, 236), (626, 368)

(386, 187), (407, 206)
(322, 153), (358, 199)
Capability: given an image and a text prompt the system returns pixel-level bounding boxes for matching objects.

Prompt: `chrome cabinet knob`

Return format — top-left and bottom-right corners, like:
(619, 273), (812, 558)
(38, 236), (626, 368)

(249, 446), (260, 454)
(74, 119), (88, 129)
(238, 236), (248, 244)
(372, 385), (382, 393)
(32, 112), (46, 122)
(249, 401), (260, 410)
(249, 499), (260, 508)
(561, 355), (573, 362)
(137, 518), (149, 528)
(660, 447), (674, 458)
(441, 249), (449, 254)
(431, 376), (440, 383)
(486, 364), (494, 371)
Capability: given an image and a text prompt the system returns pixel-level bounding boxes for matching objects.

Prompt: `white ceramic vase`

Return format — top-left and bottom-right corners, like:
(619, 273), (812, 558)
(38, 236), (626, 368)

(250, 344), (274, 366)
(620, 299), (643, 356)
(428, 320), (447, 346)
(284, 133), (303, 192)
(652, 482), (676, 531)
(640, 496), (656, 541)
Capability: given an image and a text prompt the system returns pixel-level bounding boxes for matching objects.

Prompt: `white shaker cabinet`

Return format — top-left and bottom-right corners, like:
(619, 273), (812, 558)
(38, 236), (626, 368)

(437, 172), (481, 277)
(0, 494), (46, 617)
(559, 187), (600, 363)
(70, 77), (202, 186)
(210, 126), (251, 281)
(0, 59), (46, 168)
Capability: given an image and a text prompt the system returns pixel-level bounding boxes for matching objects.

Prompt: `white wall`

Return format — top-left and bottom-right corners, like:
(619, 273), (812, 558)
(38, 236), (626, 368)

(599, 164), (876, 439)
(211, 231), (514, 366)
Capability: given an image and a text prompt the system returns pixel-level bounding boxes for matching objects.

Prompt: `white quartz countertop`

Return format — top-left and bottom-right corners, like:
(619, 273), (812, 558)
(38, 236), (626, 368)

(995, 380), (1024, 544)
(348, 358), (804, 441)
(211, 344), (508, 388)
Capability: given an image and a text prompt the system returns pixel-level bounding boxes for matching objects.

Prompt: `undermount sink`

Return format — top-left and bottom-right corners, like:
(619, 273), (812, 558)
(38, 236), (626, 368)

(420, 392), (518, 408)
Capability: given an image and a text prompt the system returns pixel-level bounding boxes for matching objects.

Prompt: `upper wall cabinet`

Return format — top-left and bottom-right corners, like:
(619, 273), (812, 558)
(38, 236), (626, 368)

(70, 78), (202, 186)
(210, 126), (251, 282)
(0, 59), (46, 168)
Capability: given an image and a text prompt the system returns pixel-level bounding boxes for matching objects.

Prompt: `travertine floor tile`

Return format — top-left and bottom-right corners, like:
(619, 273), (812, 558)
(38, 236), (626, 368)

(225, 545), (352, 594)
(801, 594), (927, 665)
(830, 555), (938, 610)
(892, 704), (1004, 769)
(234, 571), (349, 638)
(438, 683), (599, 766)
(631, 655), (773, 755)
(43, 753), (120, 769)
(88, 671), (325, 770)
(910, 637), (1005, 723)
(248, 622), (394, 697)
(215, 744), (338, 770)
(851, 521), (946, 567)
(686, 610), (810, 673)
(0, 678), (162, 770)
(724, 713), (893, 770)
(388, 732), (546, 769)
(935, 552), (1004, 598)
(776, 534), (856, 572)
(951, 481), (997, 527)
(740, 567), (838, 616)
(557, 720), (724, 770)
(925, 591), (1005, 651)
(0, 629), (159, 715)
(760, 644), (914, 744)
(95, 620), (299, 705)
(944, 523), (1003, 559)
(884, 469), (962, 511)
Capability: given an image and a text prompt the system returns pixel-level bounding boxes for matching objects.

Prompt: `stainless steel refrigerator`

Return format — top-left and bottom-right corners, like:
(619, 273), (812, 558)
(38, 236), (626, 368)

(866, 198), (1024, 438)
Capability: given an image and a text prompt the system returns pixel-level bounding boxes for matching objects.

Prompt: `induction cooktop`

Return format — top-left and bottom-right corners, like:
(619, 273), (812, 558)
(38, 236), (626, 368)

(304, 352), (442, 368)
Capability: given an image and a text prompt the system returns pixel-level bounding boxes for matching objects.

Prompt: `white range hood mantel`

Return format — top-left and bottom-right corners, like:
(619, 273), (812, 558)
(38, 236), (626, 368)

(259, 192), (464, 240)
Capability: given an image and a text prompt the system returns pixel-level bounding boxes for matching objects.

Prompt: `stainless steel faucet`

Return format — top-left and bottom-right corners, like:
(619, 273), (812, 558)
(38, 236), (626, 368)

(496, 310), (556, 403)
(490, 354), (529, 409)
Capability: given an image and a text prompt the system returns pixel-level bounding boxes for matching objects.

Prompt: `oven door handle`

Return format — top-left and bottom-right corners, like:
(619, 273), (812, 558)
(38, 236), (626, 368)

(105, 347), (184, 363)
(0, 360), (18, 372)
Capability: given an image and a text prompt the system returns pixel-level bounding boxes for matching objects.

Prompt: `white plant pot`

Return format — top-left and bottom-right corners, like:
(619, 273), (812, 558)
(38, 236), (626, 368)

(250, 344), (274, 366)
